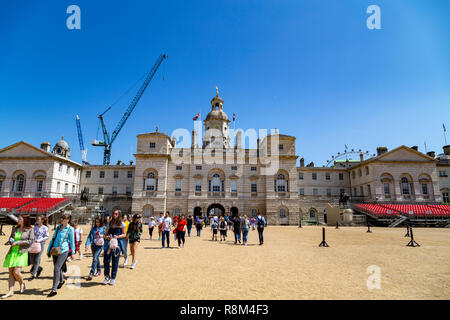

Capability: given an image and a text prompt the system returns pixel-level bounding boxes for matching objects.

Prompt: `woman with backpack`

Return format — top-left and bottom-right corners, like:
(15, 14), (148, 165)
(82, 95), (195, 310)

(241, 215), (250, 246)
(29, 214), (49, 281)
(2, 214), (34, 299)
(46, 214), (75, 297)
(103, 209), (126, 286)
(85, 216), (106, 280)
(256, 214), (267, 245)
(218, 217), (227, 241)
(127, 214), (143, 269)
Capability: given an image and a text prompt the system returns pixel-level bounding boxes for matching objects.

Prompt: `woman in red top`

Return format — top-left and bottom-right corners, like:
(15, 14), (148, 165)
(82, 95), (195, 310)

(173, 215), (179, 241)
(176, 214), (187, 248)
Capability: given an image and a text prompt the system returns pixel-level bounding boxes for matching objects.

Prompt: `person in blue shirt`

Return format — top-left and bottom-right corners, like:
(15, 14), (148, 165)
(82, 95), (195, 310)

(46, 214), (75, 297)
(85, 216), (106, 280)
(256, 214), (267, 245)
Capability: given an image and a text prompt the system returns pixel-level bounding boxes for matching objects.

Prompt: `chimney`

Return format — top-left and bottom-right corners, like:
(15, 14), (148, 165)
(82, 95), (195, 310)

(129, 160), (134, 165)
(426, 151), (436, 158)
(257, 138), (260, 157)
(359, 152), (364, 162)
(192, 130), (197, 148)
(300, 158), (305, 167)
(444, 145), (450, 155)
(171, 136), (176, 147)
(307, 161), (314, 167)
(411, 146), (418, 151)
(236, 130), (242, 149)
(40, 142), (51, 152)
(376, 147), (388, 156)
(117, 160), (121, 165)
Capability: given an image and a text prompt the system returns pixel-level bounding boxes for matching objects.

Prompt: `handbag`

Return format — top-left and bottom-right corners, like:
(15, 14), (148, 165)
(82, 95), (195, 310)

(50, 226), (70, 256)
(94, 231), (104, 246)
(29, 242), (41, 254)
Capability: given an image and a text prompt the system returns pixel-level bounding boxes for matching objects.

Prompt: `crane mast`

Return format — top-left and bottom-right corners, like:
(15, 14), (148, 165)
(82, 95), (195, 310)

(75, 115), (88, 164)
(92, 54), (167, 165)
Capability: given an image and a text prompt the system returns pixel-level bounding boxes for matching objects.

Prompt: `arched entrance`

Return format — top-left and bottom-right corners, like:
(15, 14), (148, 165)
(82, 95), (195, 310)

(194, 207), (202, 218)
(230, 207), (239, 218)
(207, 203), (225, 217)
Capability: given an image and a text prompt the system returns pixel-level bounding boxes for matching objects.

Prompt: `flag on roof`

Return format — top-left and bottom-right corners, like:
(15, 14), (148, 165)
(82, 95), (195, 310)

(233, 113), (235, 121)
(193, 113), (200, 121)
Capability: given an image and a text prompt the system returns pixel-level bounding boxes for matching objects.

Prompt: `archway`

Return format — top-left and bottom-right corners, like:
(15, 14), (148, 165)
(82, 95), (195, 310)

(194, 207), (202, 218)
(207, 203), (225, 217)
(230, 207), (239, 218)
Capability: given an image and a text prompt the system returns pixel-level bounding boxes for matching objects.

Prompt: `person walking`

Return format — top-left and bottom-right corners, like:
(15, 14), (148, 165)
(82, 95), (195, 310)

(195, 216), (203, 237)
(176, 214), (187, 248)
(210, 218), (218, 241)
(241, 215), (250, 246)
(85, 216), (106, 280)
(173, 215), (179, 241)
(256, 214), (267, 245)
(103, 209), (126, 286)
(73, 222), (83, 260)
(2, 214), (34, 299)
(29, 214), (49, 281)
(232, 215), (242, 244)
(46, 214), (75, 297)
(157, 212), (164, 241)
(251, 217), (256, 230)
(127, 214), (143, 269)
(121, 213), (130, 267)
(218, 217), (227, 241)
(161, 212), (172, 248)
(148, 217), (156, 240)
(186, 215), (193, 237)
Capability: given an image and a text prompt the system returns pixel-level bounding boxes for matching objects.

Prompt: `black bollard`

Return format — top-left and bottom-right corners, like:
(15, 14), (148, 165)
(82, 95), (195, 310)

(0, 224), (4, 236)
(318, 227), (329, 247)
(404, 224), (410, 237)
(367, 223), (372, 233)
(406, 226), (420, 247)
(336, 221), (339, 229)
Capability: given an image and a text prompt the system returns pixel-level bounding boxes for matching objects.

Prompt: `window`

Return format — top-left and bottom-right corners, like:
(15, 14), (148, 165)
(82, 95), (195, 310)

(313, 188), (318, 196)
(231, 180), (237, 193)
(126, 187), (132, 196)
(340, 188), (345, 194)
(149, 142), (156, 149)
(401, 177), (410, 195)
(71, 185), (75, 193)
(66, 166), (70, 175)
(299, 188), (304, 196)
(352, 171), (356, 179)
(277, 174), (286, 192)
(443, 192), (449, 203)
(112, 186), (117, 195)
(299, 173), (304, 180)
(86, 171), (91, 178)
(195, 181), (202, 192)
(174, 208), (181, 216)
(114, 171), (119, 179)
(312, 173), (317, 180)
(175, 180), (182, 192)
(439, 171), (447, 177)
(231, 166), (237, 171)
(360, 186), (364, 196)
(127, 171), (133, 178)
(325, 173), (330, 180)
(12, 174), (25, 192)
(365, 167), (369, 175)
(212, 174), (221, 192)
(85, 187), (89, 193)
(384, 183), (390, 195)
(98, 187), (103, 195)
(56, 182), (60, 193)
(251, 167), (257, 171)
(309, 209), (315, 219)
(251, 209), (258, 217)
(36, 180), (43, 192)
(64, 183), (68, 193)
(251, 182), (257, 193)
(145, 173), (156, 191)
(196, 166), (202, 170)
(339, 173), (344, 180)
(353, 188), (357, 196)
(100, 171), (105, 178)
(422, 184), (428, 195)
(367, 185), (371, 195)
(279, 144), (284, 151)
(279, 208), (286, 218)
(326, 189), (331, 197)
(0, 180), (4, 192)
(359, 169), (362, 177)
(176, 166), (182, 171)
(59, 163), (62, 172)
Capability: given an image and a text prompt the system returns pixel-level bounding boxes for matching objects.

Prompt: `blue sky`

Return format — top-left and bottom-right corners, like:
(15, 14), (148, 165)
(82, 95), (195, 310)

(0, 0), (449, 166)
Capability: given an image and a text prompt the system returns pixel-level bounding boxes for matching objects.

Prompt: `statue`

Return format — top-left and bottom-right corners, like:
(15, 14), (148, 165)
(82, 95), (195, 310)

(80, 187), (89, 202)
(339, 191), (349, 207)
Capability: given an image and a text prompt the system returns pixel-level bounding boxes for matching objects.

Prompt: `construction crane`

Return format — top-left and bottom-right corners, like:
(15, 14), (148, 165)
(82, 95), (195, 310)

(92, 53), (167, 165)
(75, 115), (88, 164)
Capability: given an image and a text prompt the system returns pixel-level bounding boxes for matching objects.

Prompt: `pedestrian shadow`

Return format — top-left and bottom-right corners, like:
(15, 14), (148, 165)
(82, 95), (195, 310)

(143, 247), (178, 250)
(21, 287), (49, 296)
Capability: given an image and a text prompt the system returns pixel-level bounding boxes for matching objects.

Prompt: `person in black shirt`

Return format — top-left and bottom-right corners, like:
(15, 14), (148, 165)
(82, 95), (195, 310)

(232, 216), (241, 244)
(186, 215), (193, 237)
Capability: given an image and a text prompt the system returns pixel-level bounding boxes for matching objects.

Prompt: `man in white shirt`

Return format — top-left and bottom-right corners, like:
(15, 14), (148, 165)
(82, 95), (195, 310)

(162, 212), (172, 248)
(157, 212), (164, 241)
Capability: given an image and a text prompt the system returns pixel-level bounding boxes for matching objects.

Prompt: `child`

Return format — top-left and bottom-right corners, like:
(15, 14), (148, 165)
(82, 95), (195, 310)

(148, 217), (156, 240)
(218, 217), (227, 241)
(210, 219), (218, 241)
(73, 223), (83, 260)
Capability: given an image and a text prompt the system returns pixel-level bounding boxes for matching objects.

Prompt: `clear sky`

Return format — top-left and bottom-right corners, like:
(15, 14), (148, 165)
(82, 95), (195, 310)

(1, 0), (449, 166)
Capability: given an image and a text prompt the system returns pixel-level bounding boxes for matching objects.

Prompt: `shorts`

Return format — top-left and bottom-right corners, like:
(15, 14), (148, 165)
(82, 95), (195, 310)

(75, 241), (82, 252)
(220, 230), (227, 236)
(212, 229), (218, 235)
(129, 238), (140, 244)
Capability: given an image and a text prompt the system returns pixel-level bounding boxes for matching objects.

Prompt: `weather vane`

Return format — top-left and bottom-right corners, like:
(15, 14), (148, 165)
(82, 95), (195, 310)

(216, 86), (219, 96)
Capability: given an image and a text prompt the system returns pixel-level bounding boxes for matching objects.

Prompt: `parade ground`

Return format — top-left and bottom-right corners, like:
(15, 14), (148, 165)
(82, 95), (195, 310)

(0, 225), (449, 300)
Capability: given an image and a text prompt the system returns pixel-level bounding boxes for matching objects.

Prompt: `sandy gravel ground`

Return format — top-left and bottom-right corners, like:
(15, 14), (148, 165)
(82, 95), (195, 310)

(0, 224), (449, 300)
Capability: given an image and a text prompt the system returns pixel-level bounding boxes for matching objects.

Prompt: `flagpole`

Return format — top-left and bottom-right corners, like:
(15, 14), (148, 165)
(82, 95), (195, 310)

(444, 123), (448, 145)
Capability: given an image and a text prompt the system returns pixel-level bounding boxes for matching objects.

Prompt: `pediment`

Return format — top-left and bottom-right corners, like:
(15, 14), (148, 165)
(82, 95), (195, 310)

(0, 141), (52, 159)
(377, 146), (435, 162)
(228, 174), (240, 180)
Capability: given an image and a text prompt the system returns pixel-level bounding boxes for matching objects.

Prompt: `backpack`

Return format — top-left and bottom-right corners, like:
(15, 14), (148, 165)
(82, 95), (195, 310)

(257, 217), (265, 229)
(220, 221), (226, 229)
